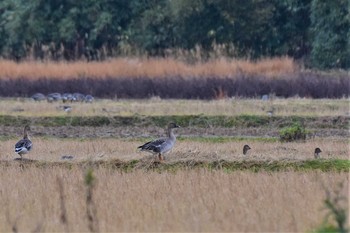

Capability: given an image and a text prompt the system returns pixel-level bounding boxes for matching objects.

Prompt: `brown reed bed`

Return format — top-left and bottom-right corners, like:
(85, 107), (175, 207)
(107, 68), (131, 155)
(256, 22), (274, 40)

(0, 57), (296, 80)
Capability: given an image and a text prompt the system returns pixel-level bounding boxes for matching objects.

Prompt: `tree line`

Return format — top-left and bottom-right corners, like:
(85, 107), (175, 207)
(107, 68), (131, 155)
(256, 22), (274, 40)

(0, 0), (349, 69)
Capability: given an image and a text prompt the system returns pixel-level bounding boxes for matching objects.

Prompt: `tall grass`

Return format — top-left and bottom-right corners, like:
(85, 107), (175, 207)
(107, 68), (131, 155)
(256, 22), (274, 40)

(0, 57), (295, 79)
(0, 166), (347, 232)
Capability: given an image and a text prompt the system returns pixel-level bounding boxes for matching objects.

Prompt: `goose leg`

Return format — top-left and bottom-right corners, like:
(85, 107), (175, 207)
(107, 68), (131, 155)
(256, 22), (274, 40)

(158, 153), (163, 162)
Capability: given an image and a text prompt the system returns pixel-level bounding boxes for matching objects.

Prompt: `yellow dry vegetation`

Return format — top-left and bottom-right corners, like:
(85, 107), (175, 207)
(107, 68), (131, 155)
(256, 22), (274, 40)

(0, 57), (295, 79)
(0, 166), (347, 232)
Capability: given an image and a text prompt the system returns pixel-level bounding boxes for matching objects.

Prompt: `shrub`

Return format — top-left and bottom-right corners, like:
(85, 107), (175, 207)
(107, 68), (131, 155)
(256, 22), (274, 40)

(279, 123), (307, 142)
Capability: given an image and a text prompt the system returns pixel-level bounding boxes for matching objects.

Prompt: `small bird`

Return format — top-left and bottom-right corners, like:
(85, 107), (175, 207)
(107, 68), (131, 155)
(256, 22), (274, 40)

(138, 123), (180, 161)
(15, 125), (33, 159)
(243, 144), (251, 155)
(314, 148), (322, 159)
(61, 155), (74, 160)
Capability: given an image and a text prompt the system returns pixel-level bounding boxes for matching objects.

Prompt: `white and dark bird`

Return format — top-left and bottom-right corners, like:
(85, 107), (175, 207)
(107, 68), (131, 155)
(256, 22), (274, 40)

(57, 105), (72, 113)
(138, 123), (180, 161)
(314, 147), (322, 159)
(15, 125), (33, 159)
(243, 144), (251, 155)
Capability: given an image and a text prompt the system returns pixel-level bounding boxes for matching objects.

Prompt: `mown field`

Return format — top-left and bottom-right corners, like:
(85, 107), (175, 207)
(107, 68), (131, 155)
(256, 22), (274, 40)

(0, 97), (349, 232)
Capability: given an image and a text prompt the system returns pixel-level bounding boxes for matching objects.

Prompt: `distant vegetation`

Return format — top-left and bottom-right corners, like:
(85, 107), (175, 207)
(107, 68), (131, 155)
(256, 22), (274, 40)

(0, 0), (349, 69)
(0, 58), (348, 99)
(279, 123), (308, 142)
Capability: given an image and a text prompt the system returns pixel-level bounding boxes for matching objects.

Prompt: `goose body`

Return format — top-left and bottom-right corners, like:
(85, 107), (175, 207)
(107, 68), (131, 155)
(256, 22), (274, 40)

(138, 123), (180, 161)
(15, 125), (32, 159)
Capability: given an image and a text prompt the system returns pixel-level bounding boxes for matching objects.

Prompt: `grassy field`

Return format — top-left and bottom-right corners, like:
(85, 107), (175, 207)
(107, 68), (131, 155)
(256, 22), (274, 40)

(0, 97), (349, 232)
(1, 138), (349, 162)
(1, 97), (348, 117)
(0, 166), (347, 232)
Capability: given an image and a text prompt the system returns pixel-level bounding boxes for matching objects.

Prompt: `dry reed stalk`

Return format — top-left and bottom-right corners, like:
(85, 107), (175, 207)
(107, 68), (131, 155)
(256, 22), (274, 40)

(0, 57), (295, 80)
(57, 177), (69, 232)
(85, 168), (99, 233)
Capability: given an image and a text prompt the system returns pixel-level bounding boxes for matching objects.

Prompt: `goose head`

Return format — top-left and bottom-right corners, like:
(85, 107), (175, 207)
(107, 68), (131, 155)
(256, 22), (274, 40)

(168, 122), (180, 129)
(243, 144), (251, 155)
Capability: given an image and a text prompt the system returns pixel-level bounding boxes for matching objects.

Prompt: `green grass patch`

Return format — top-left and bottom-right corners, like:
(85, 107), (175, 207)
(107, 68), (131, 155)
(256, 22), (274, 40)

(177, 136), (278, 143)
(0, 115), (348, 129)
(2, 158), (348, 172)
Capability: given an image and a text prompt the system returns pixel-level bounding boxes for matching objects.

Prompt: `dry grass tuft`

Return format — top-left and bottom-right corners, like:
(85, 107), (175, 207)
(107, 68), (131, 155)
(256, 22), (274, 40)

(0, 57), (296, 80)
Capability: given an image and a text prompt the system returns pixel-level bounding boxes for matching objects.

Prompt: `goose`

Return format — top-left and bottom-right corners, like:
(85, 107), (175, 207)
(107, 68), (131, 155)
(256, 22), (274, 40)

(62, 93), (74, 103)
(73, 93), (85, 102)
(31, 93), (46, 101)
(314, 148), (322, 159)
(85, 95), (94, 103)
(243, 144), (251, 155)
(47, 93), (62, 103)
(57, 105), (72, 113)
(138, 123), (180, 161)
(15, 125), (33, 159)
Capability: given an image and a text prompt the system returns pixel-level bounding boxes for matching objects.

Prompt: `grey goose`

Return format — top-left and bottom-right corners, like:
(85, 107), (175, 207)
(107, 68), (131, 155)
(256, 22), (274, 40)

(138, 123), (180, 161)
(15, 125), (33, 159)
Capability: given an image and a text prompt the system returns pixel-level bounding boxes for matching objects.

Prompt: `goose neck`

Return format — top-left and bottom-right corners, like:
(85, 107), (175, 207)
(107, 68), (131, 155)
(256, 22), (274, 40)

(167, 128), (176, 139)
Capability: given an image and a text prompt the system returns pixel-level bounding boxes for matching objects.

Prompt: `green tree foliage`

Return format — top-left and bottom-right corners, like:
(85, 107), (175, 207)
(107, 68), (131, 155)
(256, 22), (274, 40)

(0, 0), (348, 69)
(0, 0), (133, 60)
(310, 0), (350, 69)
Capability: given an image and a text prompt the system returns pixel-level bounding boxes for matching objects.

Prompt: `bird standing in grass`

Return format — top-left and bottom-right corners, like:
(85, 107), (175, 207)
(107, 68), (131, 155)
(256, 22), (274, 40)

(314, 148), (322, 159)
(138, 123), (180, 161)
(15, 125), (33, 160)
(243, 144), (251, 155)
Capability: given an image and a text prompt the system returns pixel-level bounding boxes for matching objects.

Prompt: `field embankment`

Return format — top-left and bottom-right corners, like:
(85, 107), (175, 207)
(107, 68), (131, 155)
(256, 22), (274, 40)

(1, 158), (349, 172)
(0, 115), (348, 139)
(0, 58), (348, 99)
